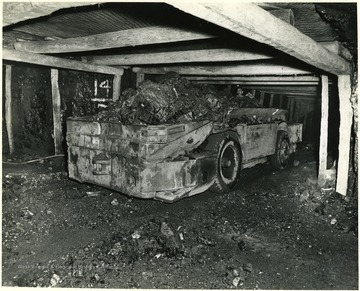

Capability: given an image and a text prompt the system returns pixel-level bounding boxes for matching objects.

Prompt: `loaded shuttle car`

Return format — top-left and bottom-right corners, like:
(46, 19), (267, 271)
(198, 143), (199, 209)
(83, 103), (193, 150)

(67, 108), (302, 202)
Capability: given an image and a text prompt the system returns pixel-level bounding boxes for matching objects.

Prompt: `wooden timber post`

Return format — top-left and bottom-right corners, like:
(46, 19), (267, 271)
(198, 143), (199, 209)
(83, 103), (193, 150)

(293, 98), (300, 122)
(269, 94), (274, 107)
(318, 75), (329, 187)
(5, 65), (14, 154)
(112, 74), (122, 101)
(51, 69), (63, 154)
(279, 95), (284, 109)
(336, 75), (353, 195)
(286, 96), (291, 114)
(136, 72), (145, 88)
(291, 99), (297, 122)
(259, 91), (265, 107)
(287, 98), (294, 122)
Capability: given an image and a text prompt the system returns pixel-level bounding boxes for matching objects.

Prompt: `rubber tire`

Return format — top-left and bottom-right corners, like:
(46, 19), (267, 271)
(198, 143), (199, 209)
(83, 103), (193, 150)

(270, 130), (290, 170)
(206, 134), (241, 193)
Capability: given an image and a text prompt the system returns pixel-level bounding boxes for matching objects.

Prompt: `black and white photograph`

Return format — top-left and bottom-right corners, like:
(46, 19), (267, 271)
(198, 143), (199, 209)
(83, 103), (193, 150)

(2, 1), (358, 289)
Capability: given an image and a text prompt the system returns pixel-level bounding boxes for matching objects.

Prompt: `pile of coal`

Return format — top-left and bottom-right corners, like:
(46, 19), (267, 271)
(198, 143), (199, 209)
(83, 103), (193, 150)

(93, 72), (260, 125)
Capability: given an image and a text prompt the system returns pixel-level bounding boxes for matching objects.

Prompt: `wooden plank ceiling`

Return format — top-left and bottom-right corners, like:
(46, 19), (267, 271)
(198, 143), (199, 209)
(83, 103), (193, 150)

(3, 2), (353, 97)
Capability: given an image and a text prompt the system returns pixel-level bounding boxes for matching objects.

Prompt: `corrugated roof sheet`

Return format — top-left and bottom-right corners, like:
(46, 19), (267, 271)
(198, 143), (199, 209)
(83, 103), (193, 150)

(8, 2), (341, 43)
(11, 5), (157, 39)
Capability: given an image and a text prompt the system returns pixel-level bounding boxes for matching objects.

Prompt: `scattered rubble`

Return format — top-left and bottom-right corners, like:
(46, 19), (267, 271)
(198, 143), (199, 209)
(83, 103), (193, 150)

(131, 230), (141, 239)
(299, 190), (310, 202)
(197, 236), (216, 247)
(86, 191), (100, 197)
(312, 191), (322, 200)
(226, 263), (252, 287)
(50, 274), (61, 287)
(314, 203), (326, 215)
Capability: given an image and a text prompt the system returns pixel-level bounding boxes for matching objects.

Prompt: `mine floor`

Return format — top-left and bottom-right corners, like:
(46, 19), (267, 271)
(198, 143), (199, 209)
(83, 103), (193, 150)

(2, 146), (358, 289)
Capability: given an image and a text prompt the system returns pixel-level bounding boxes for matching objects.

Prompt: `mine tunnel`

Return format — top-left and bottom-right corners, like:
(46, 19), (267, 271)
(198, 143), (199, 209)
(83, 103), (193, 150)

(2, 2), (358, 289)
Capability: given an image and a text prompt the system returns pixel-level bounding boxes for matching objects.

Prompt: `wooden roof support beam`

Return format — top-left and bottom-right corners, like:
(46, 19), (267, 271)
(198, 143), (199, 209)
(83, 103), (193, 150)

(14, 26), (216, 54)
(132, 63), (313, 76)
(233, 85), (320, 92)
(86, 48), (275, 66)
(186, 76), (321, 82)
(166, 2), (351, 75)
(193, 80), (319, 86)
(321, 41), (352, 62)
(187, 75), (328, 85)
(3, 49), (123, 76)
(244, 91), (317, 96)
(263, 93), (317, 97)
(285, 96), (319, 100)
(187, 75), (334, 85)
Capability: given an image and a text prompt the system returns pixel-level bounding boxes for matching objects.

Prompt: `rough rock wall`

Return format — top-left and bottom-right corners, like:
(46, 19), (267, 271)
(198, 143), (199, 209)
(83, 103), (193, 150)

(2, 64), (117, 155)
(315, 4), (357, 53)
(4, 65), (53, 155)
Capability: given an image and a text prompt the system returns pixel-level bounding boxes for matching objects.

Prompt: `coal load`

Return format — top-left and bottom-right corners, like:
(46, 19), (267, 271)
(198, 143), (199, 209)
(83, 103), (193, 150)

(93, 73), (260, 125)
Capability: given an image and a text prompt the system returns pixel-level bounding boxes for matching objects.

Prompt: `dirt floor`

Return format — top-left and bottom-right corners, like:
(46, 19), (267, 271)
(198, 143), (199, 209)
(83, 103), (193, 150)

(2, 146), (358, 289)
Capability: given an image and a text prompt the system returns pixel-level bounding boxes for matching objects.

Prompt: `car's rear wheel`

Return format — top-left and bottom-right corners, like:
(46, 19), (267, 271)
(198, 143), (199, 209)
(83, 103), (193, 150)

(270, 130), (290, 170)
(206, 134), (241, 193)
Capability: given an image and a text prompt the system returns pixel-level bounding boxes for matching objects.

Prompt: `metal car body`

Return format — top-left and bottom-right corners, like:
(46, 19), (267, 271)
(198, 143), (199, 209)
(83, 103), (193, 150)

(67, 108), (302, 202)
